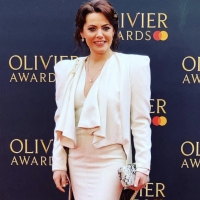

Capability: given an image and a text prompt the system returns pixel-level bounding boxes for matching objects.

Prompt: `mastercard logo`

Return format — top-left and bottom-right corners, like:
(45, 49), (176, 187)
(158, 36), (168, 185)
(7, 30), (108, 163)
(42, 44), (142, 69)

(152, 116), (167, 126)
(153, 31), (168, 41)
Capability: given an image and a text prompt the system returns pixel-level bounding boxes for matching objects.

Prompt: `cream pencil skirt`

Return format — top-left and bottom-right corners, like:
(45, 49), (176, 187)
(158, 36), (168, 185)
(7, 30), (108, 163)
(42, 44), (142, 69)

(68, 128), (126, 200)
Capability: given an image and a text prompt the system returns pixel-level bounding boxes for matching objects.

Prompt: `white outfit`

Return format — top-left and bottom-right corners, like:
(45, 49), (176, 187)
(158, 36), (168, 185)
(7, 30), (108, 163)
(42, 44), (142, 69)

(68, 60), (126, 199)
(52, 53), (151, 176)
(68, 129), (126, 200)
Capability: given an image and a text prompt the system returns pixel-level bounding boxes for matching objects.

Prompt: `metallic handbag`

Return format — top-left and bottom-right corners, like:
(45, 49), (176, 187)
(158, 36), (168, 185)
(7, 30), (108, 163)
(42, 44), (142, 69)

(118, 163), (139, 200)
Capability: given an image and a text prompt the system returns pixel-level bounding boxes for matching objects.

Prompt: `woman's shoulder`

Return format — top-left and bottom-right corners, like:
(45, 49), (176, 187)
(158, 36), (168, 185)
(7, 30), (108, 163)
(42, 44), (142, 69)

(114, 52), (150, 80)
(54, 57), (86, 75)
(115, 52), (150, 66)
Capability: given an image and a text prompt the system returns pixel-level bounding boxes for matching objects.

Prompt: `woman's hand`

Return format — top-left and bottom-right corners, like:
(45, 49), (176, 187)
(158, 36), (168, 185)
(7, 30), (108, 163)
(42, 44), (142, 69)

(53, 170), (69, 192)
(129, 171), (148, 191)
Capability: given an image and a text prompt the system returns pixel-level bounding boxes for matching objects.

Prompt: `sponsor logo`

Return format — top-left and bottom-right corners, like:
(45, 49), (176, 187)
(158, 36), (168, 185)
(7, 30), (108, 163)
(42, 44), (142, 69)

(151, 116), (167, 126)
(10, 139), (53, 166)
(153, 31), (168, 41)
(135, 182), (166, 199)
(9, 55), (78, 83)
(118, 12), (168, 41)
(150, 99), (167, 126)
(182, 56), (200, 84)
(181, 141), (200, 168)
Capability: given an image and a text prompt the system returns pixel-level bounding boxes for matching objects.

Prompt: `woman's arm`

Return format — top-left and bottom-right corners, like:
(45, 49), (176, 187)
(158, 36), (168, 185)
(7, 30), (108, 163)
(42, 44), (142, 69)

(52, 60), (72, 192)
(130, 55), (152, 189)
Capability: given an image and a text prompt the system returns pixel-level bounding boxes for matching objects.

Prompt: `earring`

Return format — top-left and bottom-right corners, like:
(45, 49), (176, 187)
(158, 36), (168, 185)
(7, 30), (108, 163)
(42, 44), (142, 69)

(82, 38), (85, 42)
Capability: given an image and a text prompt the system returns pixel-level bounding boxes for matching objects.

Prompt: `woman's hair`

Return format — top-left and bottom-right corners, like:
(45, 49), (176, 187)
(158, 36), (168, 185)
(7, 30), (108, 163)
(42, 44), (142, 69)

(74, 0), (119, 51)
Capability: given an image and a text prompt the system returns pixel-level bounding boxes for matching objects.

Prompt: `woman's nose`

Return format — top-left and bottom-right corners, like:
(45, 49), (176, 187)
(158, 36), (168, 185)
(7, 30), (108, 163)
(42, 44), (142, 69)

(96, 29), (103, 38)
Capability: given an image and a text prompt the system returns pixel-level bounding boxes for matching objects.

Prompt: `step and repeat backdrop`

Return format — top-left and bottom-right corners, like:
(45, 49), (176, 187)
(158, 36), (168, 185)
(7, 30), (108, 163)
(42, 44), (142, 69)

(1, 0), (200, 199)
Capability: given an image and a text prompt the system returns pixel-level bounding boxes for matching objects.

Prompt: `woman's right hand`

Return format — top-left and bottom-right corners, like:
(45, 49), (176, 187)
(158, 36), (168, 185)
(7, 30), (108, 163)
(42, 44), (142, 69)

(53, 170), (69, 192)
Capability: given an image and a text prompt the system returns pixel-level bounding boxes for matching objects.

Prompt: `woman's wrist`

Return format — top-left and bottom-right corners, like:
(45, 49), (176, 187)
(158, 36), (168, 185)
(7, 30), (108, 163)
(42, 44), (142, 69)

(136, 167), (150, 176)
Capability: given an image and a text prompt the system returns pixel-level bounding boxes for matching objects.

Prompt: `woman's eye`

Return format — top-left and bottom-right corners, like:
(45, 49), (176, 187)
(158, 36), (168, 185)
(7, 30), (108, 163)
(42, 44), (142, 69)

(103, 27), (110, 31)
(88, 27), (96, 31)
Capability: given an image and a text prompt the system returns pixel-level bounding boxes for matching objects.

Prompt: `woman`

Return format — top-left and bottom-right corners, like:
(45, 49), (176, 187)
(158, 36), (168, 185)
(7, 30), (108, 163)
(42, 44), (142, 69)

(52, 0), (151, 199)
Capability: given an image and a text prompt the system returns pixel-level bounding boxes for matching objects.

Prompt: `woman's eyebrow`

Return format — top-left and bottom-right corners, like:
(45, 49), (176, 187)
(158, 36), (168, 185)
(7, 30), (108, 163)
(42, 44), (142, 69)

(102, 24), (111, 26)
(87, 24), (111, 27)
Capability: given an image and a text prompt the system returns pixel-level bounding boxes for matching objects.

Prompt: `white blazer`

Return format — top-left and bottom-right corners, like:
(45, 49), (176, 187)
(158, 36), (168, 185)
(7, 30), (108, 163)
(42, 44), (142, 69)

(52, 52), (151, 173)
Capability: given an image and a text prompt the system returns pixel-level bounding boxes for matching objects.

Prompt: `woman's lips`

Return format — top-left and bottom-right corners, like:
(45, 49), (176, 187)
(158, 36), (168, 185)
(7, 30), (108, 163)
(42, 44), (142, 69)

(94, 41), (106, 46)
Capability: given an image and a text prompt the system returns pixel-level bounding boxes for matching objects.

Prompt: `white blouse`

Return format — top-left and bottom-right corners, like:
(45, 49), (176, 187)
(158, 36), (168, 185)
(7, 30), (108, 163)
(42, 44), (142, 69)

(74, 55), (121, 137)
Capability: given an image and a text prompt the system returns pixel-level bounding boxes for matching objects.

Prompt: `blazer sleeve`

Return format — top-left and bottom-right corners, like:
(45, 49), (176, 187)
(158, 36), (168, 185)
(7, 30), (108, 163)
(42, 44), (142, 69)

(52, 60), (71, 172)
(130, 55), (152, 171)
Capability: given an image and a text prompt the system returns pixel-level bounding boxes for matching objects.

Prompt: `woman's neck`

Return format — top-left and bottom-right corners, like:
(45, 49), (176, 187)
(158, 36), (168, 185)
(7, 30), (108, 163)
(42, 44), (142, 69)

(89, 50), (113, 63)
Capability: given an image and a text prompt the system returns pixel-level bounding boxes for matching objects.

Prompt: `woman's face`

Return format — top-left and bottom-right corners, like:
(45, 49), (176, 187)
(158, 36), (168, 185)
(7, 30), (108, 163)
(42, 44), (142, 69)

(80, 12), (114, 55)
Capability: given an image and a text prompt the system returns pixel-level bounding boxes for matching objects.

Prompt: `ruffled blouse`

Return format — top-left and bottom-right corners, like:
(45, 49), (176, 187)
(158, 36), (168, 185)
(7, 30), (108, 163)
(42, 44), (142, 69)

(74, 55), (121, 137)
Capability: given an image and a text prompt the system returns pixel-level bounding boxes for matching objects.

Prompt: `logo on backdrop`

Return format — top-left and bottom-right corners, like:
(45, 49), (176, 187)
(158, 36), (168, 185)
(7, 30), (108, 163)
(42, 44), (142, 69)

(118, 12), (168, 41)
(9, 55), (78, 83)
(10, 139), (53, 166)
(181, 141), (200, 168)
(150, 98), (167, 126)
(135, 182), (166, 199)
(182, 56), (200, 84)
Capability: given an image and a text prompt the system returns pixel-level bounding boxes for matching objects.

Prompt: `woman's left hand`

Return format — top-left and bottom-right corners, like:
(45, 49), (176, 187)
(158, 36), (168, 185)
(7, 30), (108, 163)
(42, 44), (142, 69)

(129, 171), (148, 191)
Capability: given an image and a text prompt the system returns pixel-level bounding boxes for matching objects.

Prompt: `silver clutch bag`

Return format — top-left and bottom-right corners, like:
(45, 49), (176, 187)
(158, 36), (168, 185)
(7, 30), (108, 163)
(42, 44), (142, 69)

(118, 163), (137, 188)
(118, 163), (138, 199)
(118, 163), (150, 200)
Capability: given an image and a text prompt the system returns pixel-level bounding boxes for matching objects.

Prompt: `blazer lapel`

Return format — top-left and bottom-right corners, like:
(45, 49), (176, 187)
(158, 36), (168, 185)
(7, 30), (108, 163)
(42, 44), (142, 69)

(56, 57), (86, 148)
